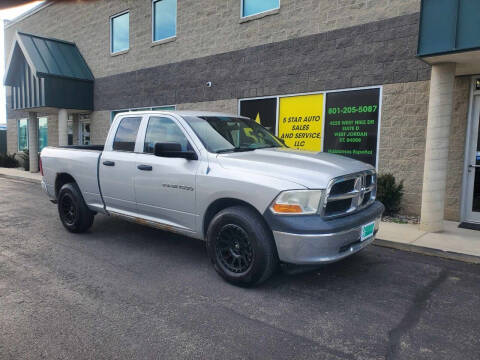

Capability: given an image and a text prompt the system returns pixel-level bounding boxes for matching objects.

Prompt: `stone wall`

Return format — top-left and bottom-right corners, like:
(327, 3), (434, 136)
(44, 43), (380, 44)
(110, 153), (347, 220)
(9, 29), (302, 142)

(176, 99), (237, 113)
(445, 77), (470, 221)
(6, 118), (18, 154)
(46, 115), (59, 148)
(378, 81), (430, 216)
(4, 0), (421, 79)
(93, 13), (429, 111)
(89, 111), (111, 146)
(379, 78), (470, 220)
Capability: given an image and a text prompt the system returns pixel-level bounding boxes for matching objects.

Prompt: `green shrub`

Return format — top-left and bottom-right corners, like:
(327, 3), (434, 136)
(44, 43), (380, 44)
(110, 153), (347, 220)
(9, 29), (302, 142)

(19, 149), (30, 171)
(0, 153), (19, 168)
(377, 173), (404, 216)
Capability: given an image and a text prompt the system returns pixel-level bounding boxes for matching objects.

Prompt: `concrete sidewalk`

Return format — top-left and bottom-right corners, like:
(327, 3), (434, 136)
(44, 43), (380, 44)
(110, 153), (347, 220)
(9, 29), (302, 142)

(1, 166), (479, 263)
(0, 167), (42, 183)
(376, 220), (480, 263)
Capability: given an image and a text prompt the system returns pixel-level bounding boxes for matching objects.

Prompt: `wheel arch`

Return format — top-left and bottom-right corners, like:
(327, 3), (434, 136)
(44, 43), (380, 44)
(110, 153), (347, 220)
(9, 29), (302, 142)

(55, 173), (77, 199)
(202, 197), (273, 239)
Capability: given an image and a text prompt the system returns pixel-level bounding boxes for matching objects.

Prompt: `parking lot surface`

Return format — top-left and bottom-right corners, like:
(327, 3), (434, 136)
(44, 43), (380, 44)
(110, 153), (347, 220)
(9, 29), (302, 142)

(1, 177), (479, 360)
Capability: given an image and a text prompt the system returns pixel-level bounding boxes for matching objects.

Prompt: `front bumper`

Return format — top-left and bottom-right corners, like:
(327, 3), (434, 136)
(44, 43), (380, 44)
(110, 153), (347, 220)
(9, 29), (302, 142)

(265, 201), (384, 265)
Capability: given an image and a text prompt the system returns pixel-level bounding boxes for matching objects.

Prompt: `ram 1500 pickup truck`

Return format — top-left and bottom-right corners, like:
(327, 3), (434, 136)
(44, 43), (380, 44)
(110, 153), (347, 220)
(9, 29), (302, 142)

(40, 111), (384, 286)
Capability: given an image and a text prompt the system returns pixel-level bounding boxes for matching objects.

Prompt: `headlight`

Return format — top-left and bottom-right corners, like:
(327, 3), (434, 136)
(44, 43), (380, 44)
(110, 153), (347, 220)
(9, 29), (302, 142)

(270, 190), (324, 215)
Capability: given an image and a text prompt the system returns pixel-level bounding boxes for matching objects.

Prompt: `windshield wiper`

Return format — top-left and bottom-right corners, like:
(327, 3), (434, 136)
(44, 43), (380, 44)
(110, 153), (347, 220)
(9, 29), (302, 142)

(255, 145), (282, 149)
(216, 147), (256, 154)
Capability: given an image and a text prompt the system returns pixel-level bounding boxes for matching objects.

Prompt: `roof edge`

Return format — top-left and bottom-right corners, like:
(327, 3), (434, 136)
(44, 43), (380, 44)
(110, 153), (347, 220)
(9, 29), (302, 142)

(17, 31), (76, 46)
(4, 1), (53, 29)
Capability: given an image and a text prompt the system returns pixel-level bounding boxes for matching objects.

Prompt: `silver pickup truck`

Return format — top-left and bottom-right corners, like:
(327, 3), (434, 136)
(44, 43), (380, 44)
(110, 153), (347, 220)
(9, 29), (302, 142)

(40, 111), (384, 286)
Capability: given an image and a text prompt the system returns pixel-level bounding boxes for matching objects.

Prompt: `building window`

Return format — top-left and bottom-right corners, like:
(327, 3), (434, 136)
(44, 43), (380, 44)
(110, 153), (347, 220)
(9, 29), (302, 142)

(111, 105), (176, 123)
(38, 117), (48, 151)
(112, 117), (142, 152)
(242, 0), (280, 18)
(18, 118), (28, 152)
(111, 11), (129, 54)
(152, 0), (177, 42)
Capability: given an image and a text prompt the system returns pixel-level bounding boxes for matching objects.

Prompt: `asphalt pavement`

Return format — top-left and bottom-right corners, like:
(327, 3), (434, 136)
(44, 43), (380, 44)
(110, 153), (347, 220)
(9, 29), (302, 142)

(0, 177), (479, 360)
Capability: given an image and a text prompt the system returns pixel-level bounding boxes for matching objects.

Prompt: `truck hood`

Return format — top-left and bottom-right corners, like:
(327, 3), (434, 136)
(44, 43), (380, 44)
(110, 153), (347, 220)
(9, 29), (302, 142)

(216, 148), (373, 189)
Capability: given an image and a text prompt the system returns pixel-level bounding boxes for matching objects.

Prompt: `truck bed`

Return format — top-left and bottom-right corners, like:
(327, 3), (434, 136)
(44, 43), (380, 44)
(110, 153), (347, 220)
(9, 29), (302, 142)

(41, 146), (105, 212)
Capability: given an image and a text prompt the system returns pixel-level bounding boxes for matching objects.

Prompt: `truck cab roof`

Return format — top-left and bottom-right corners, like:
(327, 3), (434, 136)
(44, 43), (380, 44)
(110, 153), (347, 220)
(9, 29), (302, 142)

(113, 110), (249, 120)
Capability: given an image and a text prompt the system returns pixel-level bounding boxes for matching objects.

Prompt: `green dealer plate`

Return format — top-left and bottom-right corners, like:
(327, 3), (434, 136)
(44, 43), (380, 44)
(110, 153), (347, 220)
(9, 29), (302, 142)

(361, 221), (375, 241)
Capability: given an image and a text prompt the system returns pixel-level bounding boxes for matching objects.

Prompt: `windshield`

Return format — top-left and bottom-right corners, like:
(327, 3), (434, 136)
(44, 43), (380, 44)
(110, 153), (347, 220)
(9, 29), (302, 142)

(183, 116), (285, 153)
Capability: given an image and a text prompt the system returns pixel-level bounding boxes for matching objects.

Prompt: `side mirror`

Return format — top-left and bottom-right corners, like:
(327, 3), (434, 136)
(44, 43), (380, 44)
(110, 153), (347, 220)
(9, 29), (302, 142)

(154, 142), (198, 160)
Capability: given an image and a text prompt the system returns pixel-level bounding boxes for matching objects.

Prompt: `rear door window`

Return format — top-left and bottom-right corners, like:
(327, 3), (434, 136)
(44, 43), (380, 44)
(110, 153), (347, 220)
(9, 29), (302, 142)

(113, 117), (142, 151)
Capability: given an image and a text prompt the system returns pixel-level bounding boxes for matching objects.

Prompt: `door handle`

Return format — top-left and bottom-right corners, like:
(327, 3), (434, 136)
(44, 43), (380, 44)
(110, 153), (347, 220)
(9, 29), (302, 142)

(137, 164), (153, 171)
(103, 161), (115, 166)
(469, 164), (480, 168)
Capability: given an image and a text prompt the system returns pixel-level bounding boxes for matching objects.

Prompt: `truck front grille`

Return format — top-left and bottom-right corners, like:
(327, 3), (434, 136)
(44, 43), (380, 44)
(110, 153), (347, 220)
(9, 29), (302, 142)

(321, 170), (376, 218)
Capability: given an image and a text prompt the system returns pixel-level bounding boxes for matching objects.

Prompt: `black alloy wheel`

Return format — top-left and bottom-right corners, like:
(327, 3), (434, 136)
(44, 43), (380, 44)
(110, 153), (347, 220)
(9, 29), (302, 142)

(206, 205), (278, 286)
(60, 193), (77, 226)
(215, 224), (254, 274)
(57, 182), (95, 233)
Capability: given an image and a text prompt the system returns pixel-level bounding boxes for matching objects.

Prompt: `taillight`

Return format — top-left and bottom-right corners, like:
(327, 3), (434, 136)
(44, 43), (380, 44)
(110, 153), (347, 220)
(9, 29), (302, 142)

(39, 156), (43, 176)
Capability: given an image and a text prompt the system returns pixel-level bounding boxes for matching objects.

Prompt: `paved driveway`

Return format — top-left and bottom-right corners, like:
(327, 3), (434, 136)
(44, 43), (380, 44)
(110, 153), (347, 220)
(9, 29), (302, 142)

(0, 177), (479, 360)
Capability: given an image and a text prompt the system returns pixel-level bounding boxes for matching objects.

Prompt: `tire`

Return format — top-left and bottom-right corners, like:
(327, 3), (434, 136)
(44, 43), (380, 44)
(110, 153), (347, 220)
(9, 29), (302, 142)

(206, 205), (278, 287)
(57, 182), (94, 233)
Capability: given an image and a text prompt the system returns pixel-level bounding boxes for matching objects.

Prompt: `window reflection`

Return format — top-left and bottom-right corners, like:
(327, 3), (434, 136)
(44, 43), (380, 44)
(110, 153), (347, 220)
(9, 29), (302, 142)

(144, 116), (189, 153)
(242, 0), (279, 17)
(153, 0), (177, 41)
(111, 12), (129, 53)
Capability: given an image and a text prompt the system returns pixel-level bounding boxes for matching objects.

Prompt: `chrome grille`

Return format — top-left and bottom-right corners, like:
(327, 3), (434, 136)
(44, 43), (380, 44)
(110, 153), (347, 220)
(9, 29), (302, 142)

(321, 170), (376, 218)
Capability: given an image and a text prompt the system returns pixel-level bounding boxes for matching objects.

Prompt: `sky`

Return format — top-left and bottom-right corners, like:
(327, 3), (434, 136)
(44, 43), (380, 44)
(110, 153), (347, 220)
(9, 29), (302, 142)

(0, 1), (43, 124)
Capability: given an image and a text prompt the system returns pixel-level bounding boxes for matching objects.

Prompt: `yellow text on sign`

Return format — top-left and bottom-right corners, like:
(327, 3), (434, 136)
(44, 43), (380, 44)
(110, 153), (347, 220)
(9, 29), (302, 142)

(278, 94), (324, 151)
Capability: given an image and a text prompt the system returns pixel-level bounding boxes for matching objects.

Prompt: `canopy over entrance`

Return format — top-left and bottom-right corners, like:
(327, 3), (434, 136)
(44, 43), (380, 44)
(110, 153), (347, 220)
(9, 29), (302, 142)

(4, 31), (94, 111)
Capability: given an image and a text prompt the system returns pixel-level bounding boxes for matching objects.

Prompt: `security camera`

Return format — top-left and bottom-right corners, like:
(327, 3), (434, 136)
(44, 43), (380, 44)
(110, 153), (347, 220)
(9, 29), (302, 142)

(206, 81), (212, 87)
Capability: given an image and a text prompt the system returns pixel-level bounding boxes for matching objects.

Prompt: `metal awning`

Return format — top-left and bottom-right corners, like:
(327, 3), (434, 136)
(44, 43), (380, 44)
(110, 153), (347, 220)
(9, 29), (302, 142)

(4, 31), (94, 111)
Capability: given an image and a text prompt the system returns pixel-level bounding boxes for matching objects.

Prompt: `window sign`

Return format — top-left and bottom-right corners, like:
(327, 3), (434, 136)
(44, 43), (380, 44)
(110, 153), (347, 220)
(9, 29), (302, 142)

(153, 0), (177, 42)
(242, 0), (280, 17)
(111, 12), (129, 53)
(239, 86), (382, 168)
(323, 88), (380, 167)
(239, 98), (277, 134)
(278, 94), (324, 151)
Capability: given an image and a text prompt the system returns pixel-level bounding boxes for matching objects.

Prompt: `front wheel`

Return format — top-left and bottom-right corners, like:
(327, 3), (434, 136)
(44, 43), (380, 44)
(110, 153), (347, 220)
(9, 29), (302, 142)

(57, 183), (94, 233)
(206, 206), (278, 287)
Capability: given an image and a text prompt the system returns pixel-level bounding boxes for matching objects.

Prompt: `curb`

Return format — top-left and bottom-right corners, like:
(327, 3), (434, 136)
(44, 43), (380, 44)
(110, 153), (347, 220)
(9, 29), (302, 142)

(0, 173), (42, 184)
(374, 238), (480, 265)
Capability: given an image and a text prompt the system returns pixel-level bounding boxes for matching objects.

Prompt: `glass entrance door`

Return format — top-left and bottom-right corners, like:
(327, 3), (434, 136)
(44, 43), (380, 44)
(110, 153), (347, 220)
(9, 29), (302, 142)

(78, 114), (91, 145)
(464, 94), (480, 223)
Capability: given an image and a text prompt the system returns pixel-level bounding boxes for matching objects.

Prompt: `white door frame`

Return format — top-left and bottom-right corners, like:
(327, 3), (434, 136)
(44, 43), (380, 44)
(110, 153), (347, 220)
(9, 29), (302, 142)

(460, 77), (480, 223)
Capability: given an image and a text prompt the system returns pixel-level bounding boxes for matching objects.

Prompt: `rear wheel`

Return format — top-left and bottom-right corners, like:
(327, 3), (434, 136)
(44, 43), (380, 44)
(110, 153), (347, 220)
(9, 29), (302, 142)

(207, 206), (278, 286)
(58, 183), (94, 233)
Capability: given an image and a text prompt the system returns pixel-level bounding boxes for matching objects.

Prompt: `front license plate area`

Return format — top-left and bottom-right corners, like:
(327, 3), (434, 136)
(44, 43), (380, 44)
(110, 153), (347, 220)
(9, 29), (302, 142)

(361, 221), (375, 241)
